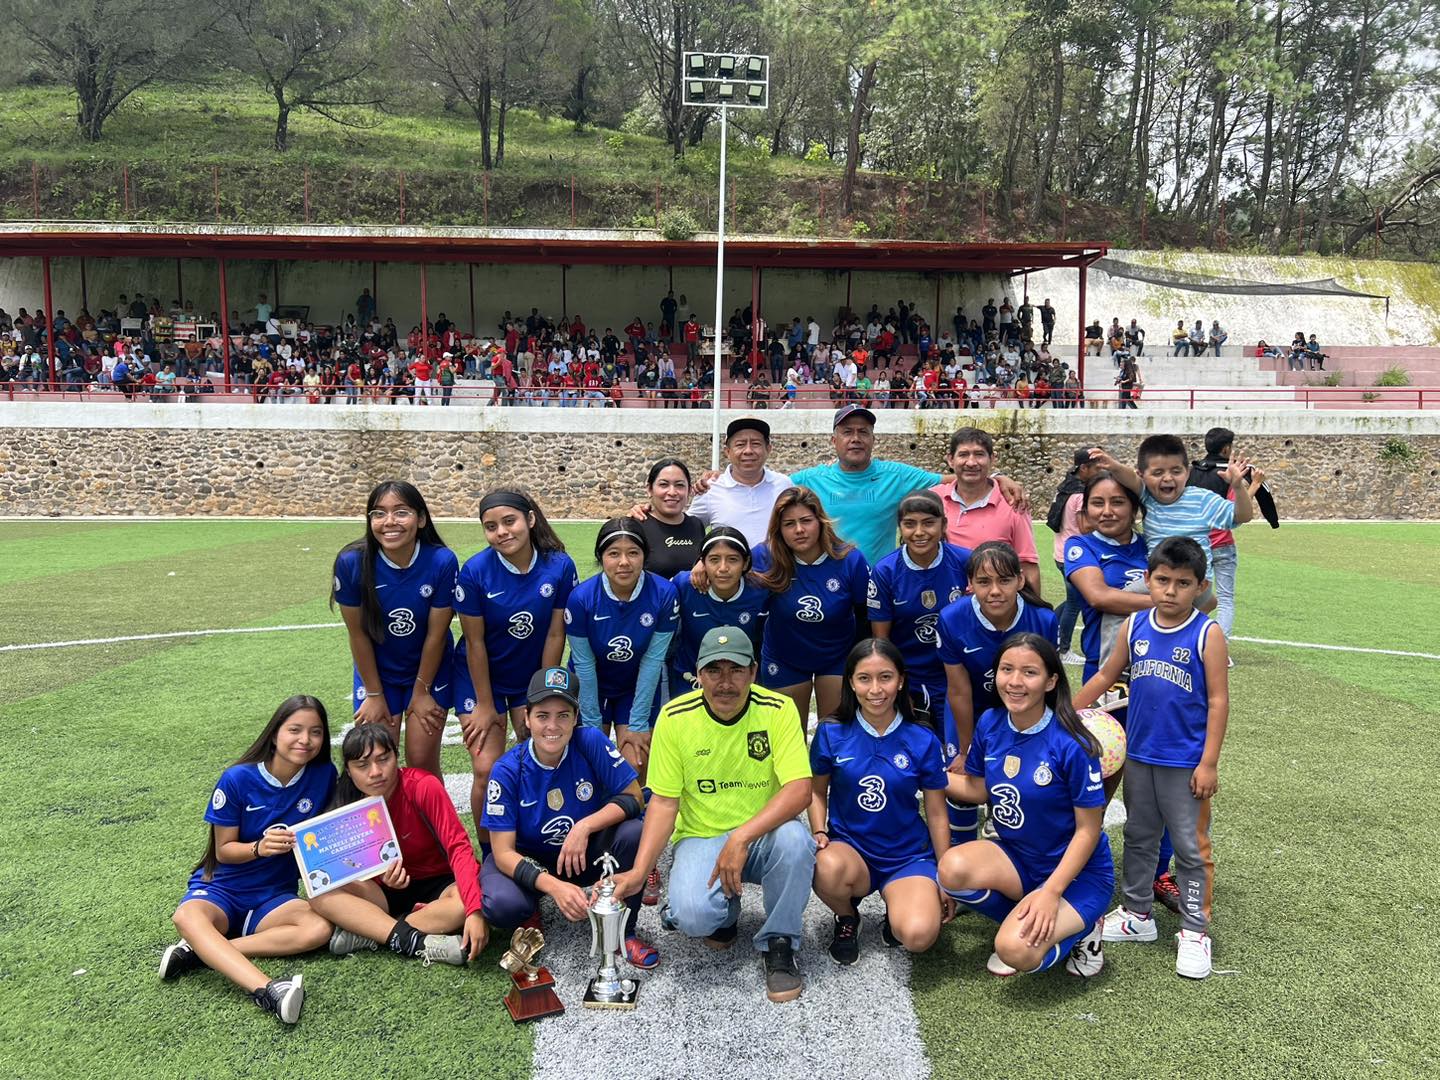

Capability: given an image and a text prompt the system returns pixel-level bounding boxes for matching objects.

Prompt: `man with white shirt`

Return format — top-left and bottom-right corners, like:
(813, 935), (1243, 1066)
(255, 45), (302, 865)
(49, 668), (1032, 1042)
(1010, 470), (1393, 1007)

(806, 316), (821, 357)
(834, 354), (858, 389)
(688, 418), (793, 547)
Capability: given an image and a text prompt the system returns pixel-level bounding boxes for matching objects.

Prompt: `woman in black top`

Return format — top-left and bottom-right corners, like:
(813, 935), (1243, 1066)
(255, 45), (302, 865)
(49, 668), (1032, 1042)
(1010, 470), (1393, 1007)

(634, 457), (706, 579)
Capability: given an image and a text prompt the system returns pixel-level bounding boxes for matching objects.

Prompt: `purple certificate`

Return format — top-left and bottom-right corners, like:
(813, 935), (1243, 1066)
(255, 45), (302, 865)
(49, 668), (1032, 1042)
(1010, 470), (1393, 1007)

(291, 796), (400, 898)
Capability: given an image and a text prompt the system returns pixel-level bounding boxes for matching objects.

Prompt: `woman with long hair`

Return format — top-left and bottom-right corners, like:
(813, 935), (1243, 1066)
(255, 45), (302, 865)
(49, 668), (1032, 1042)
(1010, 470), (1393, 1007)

(311, 724), (486, 967)
(809, 640), (953, 965)
(453, 488), (577, 839)
(939, 633), (1113, 978)
(159, 695), (337, 1024)
(752, 486), (871, 726)
(331, 480), (457, 777)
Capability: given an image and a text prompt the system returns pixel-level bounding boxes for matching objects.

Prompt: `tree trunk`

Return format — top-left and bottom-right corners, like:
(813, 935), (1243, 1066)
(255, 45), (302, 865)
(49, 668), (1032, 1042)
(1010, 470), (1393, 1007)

(1132, 25), (1156, 220)
(274, 97), (291, 153)
(1031, 38), (1064, 220)
(497, 102), (509, 166)
(770, 123), (785, 156)
(1317, 0), (1372, 253)
(841, 60), (878, 216)
(1252, 2), (1284, 236)
(1342, 154), (1440, 252)
(1116, 21), (1145, 198)
(477, 79), (493, 171)
(669, 1), (684, 158)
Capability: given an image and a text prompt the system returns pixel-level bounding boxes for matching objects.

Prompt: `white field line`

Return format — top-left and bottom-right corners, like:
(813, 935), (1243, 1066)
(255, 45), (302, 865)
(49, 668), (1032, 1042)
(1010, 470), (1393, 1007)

(1229, 636), (1440, 661)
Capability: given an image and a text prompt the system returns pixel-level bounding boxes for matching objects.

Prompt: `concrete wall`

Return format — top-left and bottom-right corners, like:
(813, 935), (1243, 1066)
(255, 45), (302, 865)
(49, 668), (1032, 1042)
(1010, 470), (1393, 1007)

(2, 402), (1436, 521)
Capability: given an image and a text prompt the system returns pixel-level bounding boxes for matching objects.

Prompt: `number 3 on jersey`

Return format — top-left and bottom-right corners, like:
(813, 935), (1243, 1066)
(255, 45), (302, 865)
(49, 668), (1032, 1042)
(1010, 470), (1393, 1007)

(856, 774), (887, 813)
(606, 636), (634, 662)
(990, 782), (1023, 829)
(795, 595), (825, 623)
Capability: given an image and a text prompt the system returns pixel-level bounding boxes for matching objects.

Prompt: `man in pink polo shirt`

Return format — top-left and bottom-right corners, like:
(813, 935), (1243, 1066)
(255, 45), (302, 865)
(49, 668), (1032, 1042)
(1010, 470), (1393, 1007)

(929, 427), (1042, 595)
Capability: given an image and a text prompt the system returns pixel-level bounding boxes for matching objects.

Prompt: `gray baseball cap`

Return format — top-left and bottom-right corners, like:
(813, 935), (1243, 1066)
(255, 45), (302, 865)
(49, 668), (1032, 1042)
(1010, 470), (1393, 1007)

(695, 626), (754, 669)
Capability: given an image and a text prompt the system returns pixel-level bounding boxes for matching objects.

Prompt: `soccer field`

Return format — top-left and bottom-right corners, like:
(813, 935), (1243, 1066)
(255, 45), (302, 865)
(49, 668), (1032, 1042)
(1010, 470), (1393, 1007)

(2, 519), (1437, 1080)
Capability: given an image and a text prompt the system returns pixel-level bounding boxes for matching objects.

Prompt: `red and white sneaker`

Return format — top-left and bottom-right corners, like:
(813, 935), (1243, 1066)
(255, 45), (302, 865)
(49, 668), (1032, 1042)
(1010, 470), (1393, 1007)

(1175, 929), (1213, 979)
(642, 866), (661, 906)
(1153, 872), (1182, 914)
(1101, 905), (1158, 942)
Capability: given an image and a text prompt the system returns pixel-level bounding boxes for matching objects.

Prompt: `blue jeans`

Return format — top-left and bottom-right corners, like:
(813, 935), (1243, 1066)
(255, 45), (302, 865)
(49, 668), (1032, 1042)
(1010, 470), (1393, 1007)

(664, 819), (815, 952)
(1210, 543), (1237, 636)
(1055, 560), (1082, 650)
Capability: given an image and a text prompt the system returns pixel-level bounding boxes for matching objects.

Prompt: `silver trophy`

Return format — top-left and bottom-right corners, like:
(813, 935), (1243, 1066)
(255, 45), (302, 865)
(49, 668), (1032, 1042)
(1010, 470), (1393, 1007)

(583, 852), (639, 1010)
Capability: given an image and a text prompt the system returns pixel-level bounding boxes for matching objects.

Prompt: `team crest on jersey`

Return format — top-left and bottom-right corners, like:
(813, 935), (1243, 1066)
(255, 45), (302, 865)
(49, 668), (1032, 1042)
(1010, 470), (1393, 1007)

(576, 781), (594, 802)
(464, 697), (477, 713)
(767, 662), (779, 676)
(211, 788), (226, 811)
(420, 583), (434, 598)
(747, 731), (771, 761)
(921, 589), (937, 610)
(826, 577), (842, 593)
(333, 574), (342, 594)
(1003, 754), (1021, 778)
(547, 788), (565, 811)
(866, 579), (877, 599)
(564, 608), (573, 625)
(454, 583), (466, 603)
(739, 612), (751, 624)
(945, 741), (959, 761)
(540, 582), (555, 597)
(949, 586), (965, 603)
(1033, 762), (1053, 787)
(1133, 638), (1150, 657)
(487, 780), (502, 804)
(1067, 544), (1083, 562)
(892, 752), (911, 770)
(356, 687), (367, 701)
(640, 612), (655, 627)
(296, 798), (313, 814)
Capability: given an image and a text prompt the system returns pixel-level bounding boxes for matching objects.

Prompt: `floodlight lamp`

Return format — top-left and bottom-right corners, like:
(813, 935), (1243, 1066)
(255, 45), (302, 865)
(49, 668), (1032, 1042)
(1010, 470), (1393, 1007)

(687, 54), (707, 76)
(746, 83), (765, 104)
(717, 55), (736, 76)
(745, 56), (765, 79)
(686, 81), (708, 103)
(716, 82), (735, 101)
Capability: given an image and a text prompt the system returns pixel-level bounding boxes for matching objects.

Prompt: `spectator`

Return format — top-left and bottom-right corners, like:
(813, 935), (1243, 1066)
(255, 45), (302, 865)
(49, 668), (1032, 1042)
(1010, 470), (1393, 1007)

(1189, 320), (1207, 357)
(1208, 321), (1228, 355)
(1084, 320), (1104, 356)
(1171, 320), (1190, 356)
(1040, 298), (1056, 345)
(1125, 319), (1146, 356)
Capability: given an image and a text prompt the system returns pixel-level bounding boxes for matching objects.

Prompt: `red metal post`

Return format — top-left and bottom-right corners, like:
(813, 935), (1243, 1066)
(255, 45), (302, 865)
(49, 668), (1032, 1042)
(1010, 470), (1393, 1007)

(42, 255), (57, 387)
(218, 257), (232, 393)
(1077, 260), (1088, 401)
(399, 172), (407, 225)
(32, 162), (40, 217)
(420, 263), (429, 359)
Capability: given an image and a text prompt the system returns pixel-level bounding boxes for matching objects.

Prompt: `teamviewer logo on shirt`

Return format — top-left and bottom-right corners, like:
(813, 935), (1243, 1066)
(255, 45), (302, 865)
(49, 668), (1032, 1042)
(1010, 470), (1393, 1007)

(697, 778), (717, 793)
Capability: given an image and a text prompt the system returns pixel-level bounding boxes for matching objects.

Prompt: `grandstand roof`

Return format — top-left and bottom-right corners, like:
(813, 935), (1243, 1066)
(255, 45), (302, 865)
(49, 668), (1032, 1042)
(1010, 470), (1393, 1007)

(0, 224), (1107, 276)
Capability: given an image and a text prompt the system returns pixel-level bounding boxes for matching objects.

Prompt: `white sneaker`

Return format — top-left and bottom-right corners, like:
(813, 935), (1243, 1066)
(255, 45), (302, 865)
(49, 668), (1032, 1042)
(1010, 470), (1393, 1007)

(419, 934), (467, 966)
(986, 951), (1018, 977)
(1101, 905), (1158, 942)
(1061, 650), (1086, 666)
(1175, 929), (1212, 979)
(1064, 920), (1105, 977)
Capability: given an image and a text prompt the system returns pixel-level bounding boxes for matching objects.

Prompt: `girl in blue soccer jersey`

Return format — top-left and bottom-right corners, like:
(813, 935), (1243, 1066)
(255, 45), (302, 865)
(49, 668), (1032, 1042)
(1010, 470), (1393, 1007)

(565, 519), (680, 777)
(671, 526), (769, 697)
(480, 666), (659, 969)
(159, 695), (338, 1025)
(809, 639), (954, 965)
(453, 488), (578, 836)
(752, 485), (871, 727)
(331, 480), (457, 777)
(938, 634), (1113, 978)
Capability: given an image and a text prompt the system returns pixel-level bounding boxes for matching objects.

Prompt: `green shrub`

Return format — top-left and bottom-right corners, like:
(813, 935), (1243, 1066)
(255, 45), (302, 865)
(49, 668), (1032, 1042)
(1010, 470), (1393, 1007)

(1375, 366), (1410, 387)
(1378, 437), (1417, 466)
(1321, 371), (1343, 386)
(658, 208), (700, 240)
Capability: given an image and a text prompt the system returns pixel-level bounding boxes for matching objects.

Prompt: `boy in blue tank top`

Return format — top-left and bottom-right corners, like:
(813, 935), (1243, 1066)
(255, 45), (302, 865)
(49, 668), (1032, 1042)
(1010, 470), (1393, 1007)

(1074, 537), (1230, 980)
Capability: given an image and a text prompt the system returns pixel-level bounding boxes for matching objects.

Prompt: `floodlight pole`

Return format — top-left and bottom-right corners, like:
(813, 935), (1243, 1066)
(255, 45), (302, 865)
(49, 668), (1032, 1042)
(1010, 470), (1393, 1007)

(711, 104), (728, 469)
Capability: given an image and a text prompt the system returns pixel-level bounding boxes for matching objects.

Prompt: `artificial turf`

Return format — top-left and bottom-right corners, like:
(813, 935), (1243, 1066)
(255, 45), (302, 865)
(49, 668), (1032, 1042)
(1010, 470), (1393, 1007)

(0, 520), (1435, 1079)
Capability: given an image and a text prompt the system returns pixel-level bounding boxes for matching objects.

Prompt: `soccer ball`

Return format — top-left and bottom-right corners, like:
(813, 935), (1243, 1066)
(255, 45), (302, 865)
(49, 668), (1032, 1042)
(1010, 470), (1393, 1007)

(379, 840), (400, 863)
(1079, 708), (1127, 778)
(307, 868), (332, 891)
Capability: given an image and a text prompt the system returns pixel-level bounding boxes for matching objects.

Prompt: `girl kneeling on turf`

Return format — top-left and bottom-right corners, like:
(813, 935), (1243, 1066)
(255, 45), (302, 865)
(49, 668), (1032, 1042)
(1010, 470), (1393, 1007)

(310, 724), (487, 966)
(810, 639), (954, 964)
(938, 633), (1113, 977)
(480, 666), (659, 969)
(160, 695), (338, 1025)
(332, 480), (457, 777)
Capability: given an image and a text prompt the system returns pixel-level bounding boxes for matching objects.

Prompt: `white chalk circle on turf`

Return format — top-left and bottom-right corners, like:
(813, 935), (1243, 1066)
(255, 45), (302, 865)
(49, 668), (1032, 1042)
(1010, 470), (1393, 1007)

(444, 774), (933, 1080)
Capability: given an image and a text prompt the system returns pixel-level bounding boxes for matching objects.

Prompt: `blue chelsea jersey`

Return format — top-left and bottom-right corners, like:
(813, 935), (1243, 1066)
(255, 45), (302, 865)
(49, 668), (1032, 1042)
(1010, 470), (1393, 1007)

(193, 761), (338, 894)
(811, 716), (948, 868)
(481, 727), (638, 852)
(935, 596), (1058, 717)
(1125, 609), (1216, 768)
(671, 572), (769, 682)
(454, 548), (578, 698)
(1063, 532), (1149, 682)
(752, 543), (871, 668)
(868, 543), (972, 689)
(333, 542), (457, 686)
(564, 572), (680, 698)
(963, 708), (1110, 877)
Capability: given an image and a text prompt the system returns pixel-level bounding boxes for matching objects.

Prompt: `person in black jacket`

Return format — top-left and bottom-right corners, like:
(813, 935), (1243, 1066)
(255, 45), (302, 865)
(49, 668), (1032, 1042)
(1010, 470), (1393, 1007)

(1188, 428), (1276, 642)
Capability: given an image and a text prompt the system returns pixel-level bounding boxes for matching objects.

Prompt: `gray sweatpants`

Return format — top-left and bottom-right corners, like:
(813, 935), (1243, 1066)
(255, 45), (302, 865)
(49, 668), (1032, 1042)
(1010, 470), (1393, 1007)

(1121, 760), (1215, 933)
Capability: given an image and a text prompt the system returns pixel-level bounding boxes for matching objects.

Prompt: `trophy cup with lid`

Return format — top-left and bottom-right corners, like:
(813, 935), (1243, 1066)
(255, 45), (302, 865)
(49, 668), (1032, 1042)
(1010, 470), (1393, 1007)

(583, 852), (639, 1010)
(500, 926), (565, 1022)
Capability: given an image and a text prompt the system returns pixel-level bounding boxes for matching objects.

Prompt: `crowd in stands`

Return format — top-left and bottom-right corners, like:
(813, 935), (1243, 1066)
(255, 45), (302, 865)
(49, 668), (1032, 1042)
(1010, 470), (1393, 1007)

(1255, 332), (1329, 371)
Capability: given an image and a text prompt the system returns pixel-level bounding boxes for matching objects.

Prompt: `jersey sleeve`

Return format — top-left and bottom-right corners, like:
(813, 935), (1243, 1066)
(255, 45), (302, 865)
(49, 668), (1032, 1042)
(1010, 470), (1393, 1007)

(332, 549), (362, 607)
(769, 697), (813, 787)
(935, 607), (965, 666)
(453, 555), (485, 618)
(886, 459), (945, 490)
(552, 555), (579, 607)
(645, 706), (684, 799)
(916, 729), (950, 790)
(962, 713), (992, 777)
(809, 722), (836, 776)
(1065, 736), (1107, 810)
(1064, 537), (1101, 580)
(430, 547), (458, 609)
(867, 560), (892, 620)
(1038, 605), (1060, 648)
(579, 727), (639, 796)
(203, 768), (245, 828)
(480, 754), (519, 833)
(750, 543), (772, 575)
(656, 577), (681, 633)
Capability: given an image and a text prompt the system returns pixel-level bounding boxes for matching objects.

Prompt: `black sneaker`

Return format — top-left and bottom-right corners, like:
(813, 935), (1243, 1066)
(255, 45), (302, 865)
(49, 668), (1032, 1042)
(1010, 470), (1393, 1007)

(829, 914), (860, 965)
(158, 941), (206, 981)
(763, 939), (803, 1002)
(250, 974), (304, 1025)
(880, 915), (901, 949)
(703, 920), (739, 951)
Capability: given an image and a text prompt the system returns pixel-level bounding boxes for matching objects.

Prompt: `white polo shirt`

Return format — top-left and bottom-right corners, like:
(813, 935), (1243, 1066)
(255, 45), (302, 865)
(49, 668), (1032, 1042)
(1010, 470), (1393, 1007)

(688, 466), (793, 548)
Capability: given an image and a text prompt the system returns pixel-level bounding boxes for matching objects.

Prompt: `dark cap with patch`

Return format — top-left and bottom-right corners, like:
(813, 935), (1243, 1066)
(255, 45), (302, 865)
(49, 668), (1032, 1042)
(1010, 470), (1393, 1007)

(832, 403), (877, 429)
(695, 626), (754, 669)
(527, 666), (580, 709)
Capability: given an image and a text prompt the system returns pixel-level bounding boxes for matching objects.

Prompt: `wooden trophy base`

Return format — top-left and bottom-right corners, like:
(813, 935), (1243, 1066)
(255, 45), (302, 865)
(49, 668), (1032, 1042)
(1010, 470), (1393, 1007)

(504, 967), (565, 1023)
(582, 978), (639, 1011)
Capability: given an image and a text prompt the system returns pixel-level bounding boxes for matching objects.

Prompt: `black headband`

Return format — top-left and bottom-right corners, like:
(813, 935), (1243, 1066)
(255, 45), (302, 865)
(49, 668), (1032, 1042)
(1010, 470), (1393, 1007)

(479, 491), (532, 517)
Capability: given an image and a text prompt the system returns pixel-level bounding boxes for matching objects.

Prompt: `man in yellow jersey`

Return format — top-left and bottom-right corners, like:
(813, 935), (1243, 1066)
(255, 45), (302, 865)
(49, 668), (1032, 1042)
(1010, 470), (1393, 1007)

(612, 626), (814, 1002)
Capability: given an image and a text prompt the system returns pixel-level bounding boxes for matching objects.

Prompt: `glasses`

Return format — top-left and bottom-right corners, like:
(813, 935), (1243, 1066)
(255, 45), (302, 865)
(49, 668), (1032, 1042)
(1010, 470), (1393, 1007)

(368, 508), (417, 523)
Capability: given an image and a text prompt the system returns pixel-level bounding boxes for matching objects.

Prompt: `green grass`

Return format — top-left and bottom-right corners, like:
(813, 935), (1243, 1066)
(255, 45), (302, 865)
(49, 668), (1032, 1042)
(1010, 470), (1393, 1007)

(1, 520), (1437, 1079)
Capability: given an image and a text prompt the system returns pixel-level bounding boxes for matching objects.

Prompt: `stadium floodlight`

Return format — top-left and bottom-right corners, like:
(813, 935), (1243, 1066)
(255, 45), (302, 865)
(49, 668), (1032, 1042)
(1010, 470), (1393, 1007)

(681, 51), (772, 468)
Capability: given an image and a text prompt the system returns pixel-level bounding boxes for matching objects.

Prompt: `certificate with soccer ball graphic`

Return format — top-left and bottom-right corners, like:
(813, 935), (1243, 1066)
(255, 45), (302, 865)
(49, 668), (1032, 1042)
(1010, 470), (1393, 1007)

(291, 796), (400, 898)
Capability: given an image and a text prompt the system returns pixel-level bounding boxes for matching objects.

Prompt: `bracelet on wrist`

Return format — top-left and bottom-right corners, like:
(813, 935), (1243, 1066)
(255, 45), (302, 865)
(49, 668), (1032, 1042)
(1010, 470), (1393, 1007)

(252, 838), (263, 858)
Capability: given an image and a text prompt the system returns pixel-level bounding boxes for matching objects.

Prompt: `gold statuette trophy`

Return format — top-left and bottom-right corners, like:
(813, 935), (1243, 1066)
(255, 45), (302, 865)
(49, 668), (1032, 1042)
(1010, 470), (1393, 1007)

(500, 926), (565, 1022)
(583, 852), (639, 1009)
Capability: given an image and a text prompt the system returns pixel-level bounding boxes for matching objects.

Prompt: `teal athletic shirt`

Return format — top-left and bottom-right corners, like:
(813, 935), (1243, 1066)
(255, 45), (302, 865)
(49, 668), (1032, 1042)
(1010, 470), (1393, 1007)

(790, 459), (943, 567)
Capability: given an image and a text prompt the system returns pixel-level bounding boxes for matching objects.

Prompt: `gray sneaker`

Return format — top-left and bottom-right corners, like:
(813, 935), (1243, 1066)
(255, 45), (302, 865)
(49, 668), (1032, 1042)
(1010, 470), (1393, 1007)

(329, 926), (381, 956)
(251, 974), (304, 1024)
(419, 934), (466, 966)
(763, 939), (803, 1003)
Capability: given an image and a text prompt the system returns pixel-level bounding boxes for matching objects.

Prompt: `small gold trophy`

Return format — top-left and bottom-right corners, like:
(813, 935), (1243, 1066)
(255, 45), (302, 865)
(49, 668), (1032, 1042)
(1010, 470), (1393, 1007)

(500, 926), (565, 1022)
(583, 853), (639, 1010)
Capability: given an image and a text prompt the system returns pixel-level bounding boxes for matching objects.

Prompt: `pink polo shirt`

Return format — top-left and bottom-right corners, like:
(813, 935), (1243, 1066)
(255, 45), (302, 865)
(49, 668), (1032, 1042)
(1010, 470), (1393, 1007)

(929, 478), (1040, 565)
